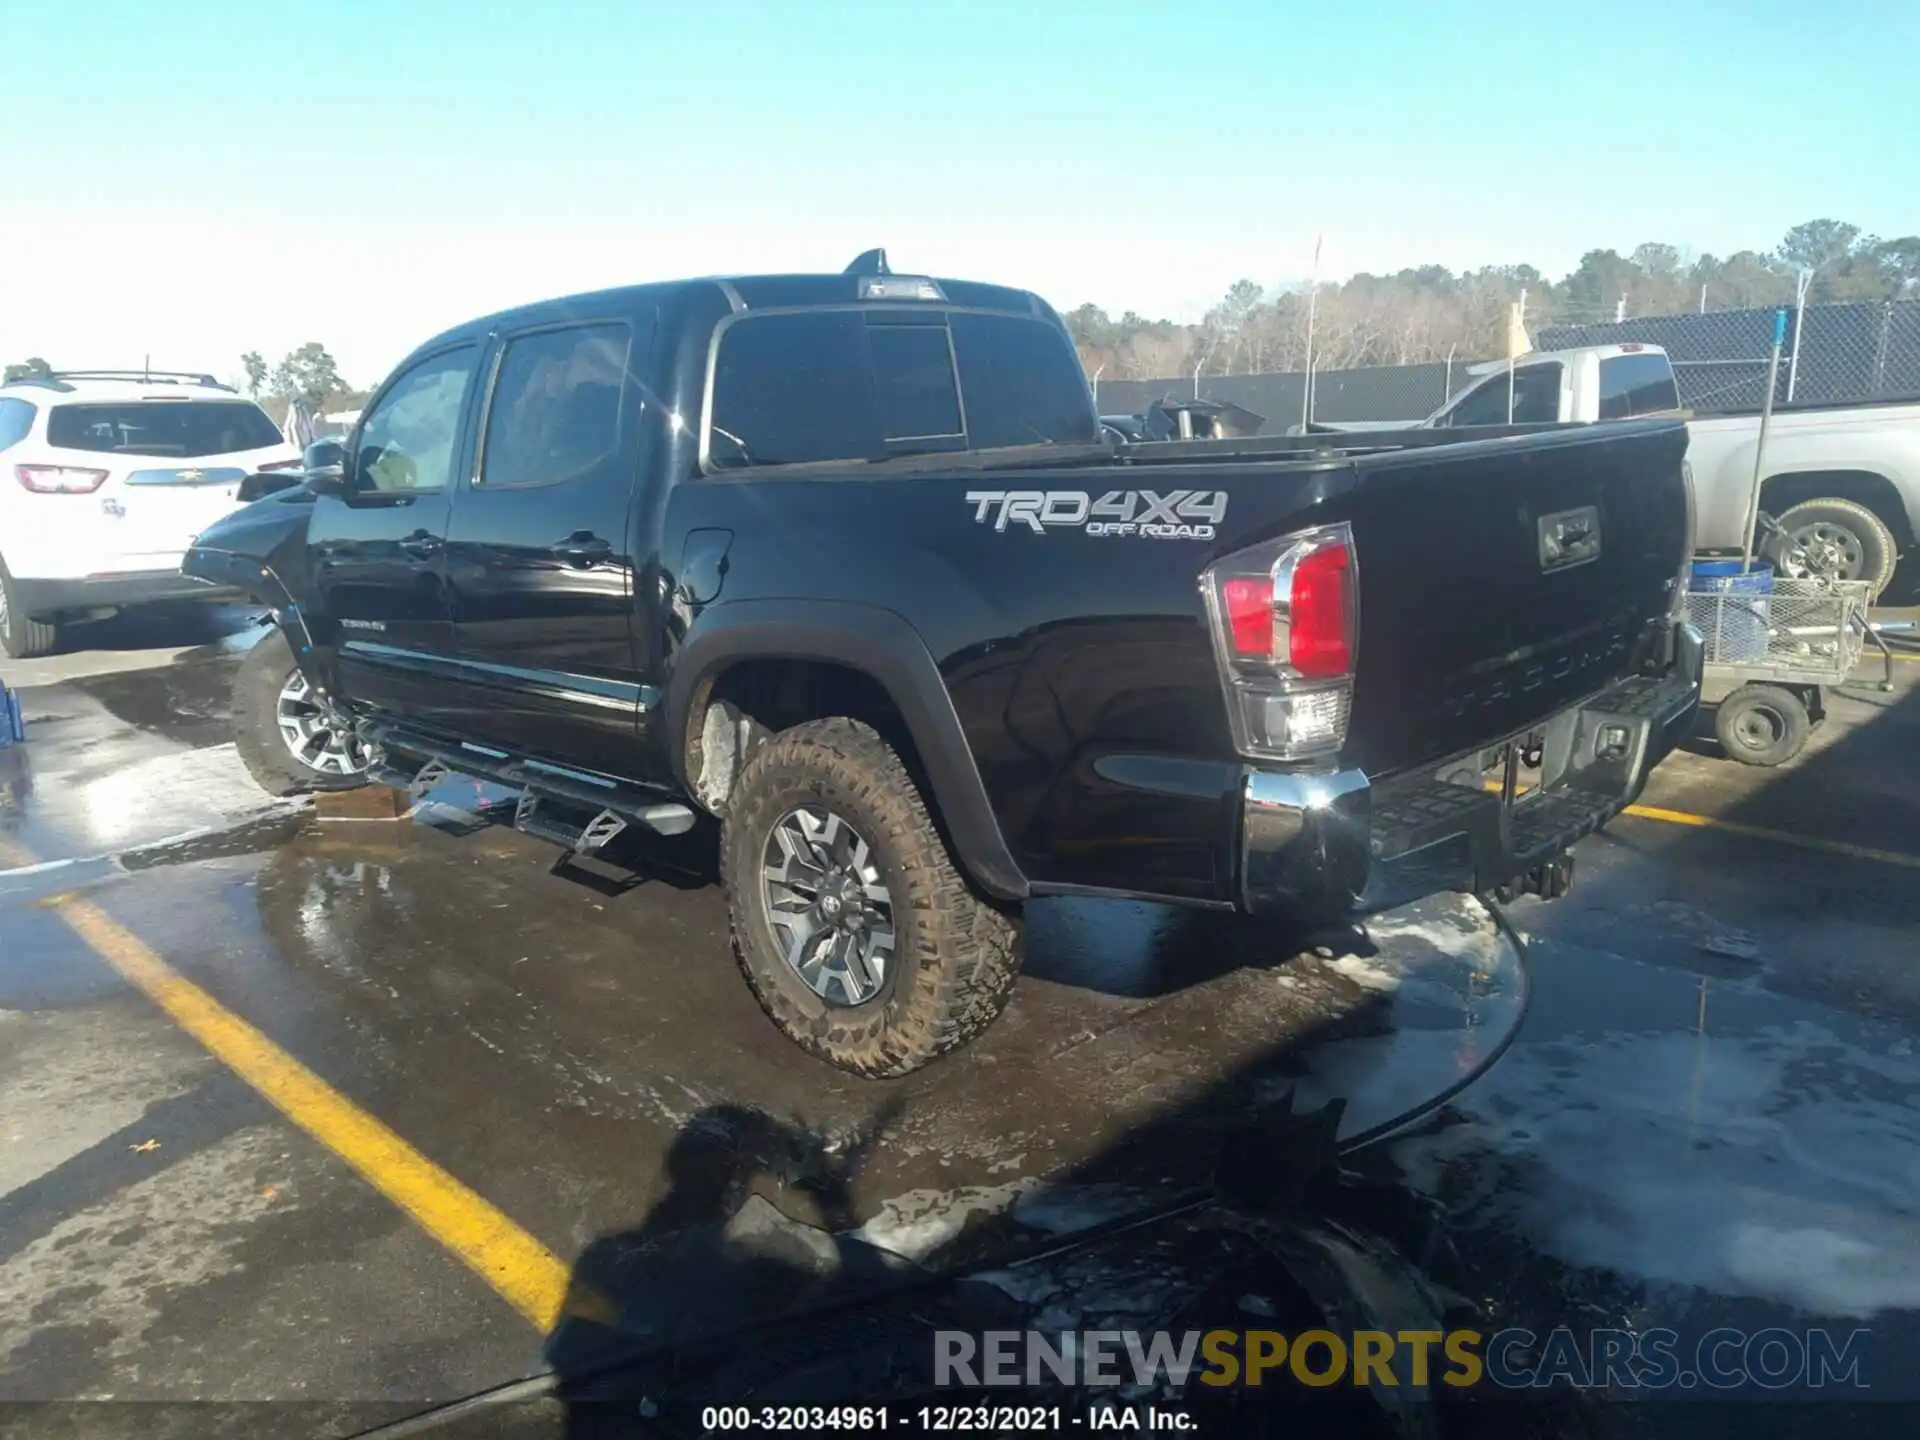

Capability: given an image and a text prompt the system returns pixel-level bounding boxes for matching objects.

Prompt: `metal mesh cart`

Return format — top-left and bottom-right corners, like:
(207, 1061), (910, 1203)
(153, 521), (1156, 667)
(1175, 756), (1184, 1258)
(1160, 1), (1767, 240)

(1685, 575), (1895, 765)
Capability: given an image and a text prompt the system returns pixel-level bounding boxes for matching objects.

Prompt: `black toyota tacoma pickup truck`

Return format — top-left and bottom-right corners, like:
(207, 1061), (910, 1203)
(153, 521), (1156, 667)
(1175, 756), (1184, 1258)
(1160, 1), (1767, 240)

(186, 252), (1704, 1076)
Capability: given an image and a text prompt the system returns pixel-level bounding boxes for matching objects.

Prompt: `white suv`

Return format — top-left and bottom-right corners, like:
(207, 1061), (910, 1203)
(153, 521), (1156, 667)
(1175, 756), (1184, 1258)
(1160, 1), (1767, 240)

(0, 370), (300, 657)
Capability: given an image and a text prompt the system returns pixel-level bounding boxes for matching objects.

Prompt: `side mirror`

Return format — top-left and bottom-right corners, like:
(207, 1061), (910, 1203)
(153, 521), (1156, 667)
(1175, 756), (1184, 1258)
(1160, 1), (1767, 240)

(237, 469), (307, 502)
(303, 438), (346, 471)
(303, 464), (348, 497)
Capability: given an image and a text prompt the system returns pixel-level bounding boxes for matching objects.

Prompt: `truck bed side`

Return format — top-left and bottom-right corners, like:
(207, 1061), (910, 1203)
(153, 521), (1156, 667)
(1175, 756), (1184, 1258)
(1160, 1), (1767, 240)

(662, 421), (1691, 904)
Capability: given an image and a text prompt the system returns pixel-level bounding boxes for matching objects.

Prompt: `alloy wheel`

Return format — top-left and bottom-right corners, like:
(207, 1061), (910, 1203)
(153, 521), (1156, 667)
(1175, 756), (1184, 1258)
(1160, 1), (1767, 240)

(760, 805), (897, 1006)
(276, 669), (370, 776)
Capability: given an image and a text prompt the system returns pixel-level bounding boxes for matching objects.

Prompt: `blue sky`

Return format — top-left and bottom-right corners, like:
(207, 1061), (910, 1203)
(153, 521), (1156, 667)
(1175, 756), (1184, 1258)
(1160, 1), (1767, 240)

(2, 0), (1914, 386)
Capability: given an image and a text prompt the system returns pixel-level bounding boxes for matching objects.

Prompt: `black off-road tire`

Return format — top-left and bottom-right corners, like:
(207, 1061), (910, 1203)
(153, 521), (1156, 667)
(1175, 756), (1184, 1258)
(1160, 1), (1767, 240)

(233, 628), (370, 796)
(1714, 683), (1810, 768)
(721, 716), (1021, 1077)
(0, 556), (59, 659)
(1775, 499), (1899, 597)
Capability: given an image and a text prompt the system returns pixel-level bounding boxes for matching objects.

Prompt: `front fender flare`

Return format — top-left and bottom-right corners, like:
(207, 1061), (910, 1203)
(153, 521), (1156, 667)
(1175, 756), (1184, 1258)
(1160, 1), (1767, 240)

(667, 599), (1029, 901)
(182, 546), (326, 681)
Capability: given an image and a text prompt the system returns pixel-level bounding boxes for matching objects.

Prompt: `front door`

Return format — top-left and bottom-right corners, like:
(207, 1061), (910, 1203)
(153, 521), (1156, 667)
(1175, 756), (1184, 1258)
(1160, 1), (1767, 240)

(308, 344), (481, 728)
(441, 317), (654, 779)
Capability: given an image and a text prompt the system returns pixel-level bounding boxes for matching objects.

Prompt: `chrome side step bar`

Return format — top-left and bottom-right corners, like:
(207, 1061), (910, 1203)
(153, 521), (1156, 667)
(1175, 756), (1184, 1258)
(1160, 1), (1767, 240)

(363, 722), (698, 843)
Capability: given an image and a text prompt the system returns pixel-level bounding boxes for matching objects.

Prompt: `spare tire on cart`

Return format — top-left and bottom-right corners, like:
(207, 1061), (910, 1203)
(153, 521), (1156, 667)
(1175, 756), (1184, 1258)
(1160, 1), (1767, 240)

(1713, 682), (1812, 767)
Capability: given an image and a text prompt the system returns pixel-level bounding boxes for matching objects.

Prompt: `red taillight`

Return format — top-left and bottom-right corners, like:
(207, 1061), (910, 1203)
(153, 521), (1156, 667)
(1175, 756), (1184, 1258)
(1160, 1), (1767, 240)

(16, 464), (109, 494)
(256, 458), (304, 472)
(1201, 523), (1357, 762)
(1221, 576), (1275, 657)
(1287, 541), (1353, 679)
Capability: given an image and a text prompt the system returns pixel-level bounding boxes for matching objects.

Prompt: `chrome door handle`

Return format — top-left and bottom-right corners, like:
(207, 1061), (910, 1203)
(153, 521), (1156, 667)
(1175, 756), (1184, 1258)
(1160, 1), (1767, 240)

(551, 534), (613, 568)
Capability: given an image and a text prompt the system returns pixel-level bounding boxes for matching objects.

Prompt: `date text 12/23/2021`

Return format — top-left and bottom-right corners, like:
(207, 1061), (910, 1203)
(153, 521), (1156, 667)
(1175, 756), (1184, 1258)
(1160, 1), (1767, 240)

(693, 1404), (1194, 1432)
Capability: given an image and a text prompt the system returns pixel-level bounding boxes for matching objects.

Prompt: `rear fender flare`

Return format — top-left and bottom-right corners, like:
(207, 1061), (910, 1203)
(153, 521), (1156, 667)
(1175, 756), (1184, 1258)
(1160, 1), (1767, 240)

(666, 599), (1029, 901)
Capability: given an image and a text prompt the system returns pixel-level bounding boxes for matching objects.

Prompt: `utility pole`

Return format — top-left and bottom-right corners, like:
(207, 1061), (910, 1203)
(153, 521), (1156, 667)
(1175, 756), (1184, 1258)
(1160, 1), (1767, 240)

(1740, 309), (1789, 573)
(1506, 289), (1527, 424)
(1301, 232), (1323, 428)
(1787, 267), (1812, 402)
(1699, 284), (1708, 314)
(1614, 293), (1627, 323)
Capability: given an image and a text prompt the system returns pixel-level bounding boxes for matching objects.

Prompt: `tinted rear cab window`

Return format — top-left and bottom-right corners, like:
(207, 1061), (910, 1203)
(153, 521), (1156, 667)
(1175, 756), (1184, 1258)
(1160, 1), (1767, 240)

(706, 307), (1095, 470)
(48, 401), (284, 457)
(1598, 353), (1680, 418)
(951, 312), (1097, 451)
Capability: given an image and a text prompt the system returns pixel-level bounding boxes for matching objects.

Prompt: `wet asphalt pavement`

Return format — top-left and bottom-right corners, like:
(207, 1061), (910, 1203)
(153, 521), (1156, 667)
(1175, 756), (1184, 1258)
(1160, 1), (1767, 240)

(2, 609), (1919, 1434)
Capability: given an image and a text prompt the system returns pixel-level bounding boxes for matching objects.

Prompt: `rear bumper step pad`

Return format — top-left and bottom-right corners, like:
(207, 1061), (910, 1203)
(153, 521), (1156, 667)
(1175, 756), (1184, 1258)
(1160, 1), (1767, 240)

(1240, 621), (1704, 916)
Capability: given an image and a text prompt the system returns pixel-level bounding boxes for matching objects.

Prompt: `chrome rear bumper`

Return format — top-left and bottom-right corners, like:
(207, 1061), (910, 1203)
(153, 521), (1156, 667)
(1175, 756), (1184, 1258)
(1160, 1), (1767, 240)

(1240, 621), (1704, 916)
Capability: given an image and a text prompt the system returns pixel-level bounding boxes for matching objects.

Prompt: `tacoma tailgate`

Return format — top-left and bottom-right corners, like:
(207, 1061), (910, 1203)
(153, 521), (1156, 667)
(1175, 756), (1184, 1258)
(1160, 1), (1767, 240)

(1338, 421), (1690, 777)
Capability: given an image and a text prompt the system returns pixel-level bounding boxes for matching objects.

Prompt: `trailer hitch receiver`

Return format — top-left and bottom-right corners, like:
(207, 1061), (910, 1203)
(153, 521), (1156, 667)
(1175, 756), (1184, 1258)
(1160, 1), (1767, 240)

(1490, 851), (1575, 905)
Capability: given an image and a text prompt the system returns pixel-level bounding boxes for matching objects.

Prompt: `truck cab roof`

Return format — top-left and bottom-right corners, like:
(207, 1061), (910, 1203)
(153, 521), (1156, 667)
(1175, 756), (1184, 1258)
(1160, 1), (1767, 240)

(1457, 342), (1668, 382)
(403, 264), (1060, 370)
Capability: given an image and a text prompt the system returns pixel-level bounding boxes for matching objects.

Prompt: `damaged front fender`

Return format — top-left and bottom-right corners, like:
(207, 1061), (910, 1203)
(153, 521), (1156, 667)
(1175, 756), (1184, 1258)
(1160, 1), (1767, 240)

(183, 485), (324, 664)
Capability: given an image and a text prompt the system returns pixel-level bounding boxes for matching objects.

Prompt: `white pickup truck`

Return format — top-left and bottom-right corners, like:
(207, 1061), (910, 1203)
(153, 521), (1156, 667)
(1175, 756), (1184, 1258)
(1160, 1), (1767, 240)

(1409, 344), (1920, 595)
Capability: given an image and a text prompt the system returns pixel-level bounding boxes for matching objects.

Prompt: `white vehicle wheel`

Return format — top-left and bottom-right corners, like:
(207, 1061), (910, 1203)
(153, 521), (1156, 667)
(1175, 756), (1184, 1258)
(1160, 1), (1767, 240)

(0, 557), (60, 659)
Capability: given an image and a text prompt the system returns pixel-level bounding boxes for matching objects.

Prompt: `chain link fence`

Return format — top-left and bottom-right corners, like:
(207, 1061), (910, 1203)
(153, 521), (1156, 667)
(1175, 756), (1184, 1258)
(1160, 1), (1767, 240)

(1539, 299), (1920, 413)
(1099, 300), (1920, 428)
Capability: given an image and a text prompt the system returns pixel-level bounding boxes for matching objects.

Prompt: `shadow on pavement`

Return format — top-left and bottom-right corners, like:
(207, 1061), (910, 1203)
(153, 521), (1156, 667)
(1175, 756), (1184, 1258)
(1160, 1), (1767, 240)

(366, 932), (1547, 1439)
(47, 601), (258, 658)
(508, 684), (1920, 1437)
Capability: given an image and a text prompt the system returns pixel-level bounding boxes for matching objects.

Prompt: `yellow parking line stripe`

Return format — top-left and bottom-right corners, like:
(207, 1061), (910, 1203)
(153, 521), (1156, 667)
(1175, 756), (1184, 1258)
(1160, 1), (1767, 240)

(1620, 804), (1920, 870)
(50, 897), (581, 1329)
(1, 835), (587, 1332)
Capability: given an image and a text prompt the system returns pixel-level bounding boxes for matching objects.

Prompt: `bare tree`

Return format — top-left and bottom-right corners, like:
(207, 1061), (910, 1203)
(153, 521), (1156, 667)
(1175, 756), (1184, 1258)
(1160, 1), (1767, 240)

(1064, 216), (1897, 387)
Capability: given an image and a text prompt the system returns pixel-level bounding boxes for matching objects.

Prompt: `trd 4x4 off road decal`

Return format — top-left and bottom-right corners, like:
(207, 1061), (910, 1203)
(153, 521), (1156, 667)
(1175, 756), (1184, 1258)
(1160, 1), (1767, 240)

(964, 489), (1226, 539)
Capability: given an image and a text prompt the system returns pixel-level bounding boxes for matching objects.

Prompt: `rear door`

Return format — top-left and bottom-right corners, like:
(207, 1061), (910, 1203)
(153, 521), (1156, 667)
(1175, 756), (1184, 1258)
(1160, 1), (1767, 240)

(310, 345), (481, 727)
(43, 397), (295, 571)
(441, 314), (654, 777)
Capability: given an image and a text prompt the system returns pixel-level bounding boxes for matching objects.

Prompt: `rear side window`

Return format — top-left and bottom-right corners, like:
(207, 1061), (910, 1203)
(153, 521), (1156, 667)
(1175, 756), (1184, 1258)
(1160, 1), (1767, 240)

(479, 322), (630, 488)
(706, 308), (1091, 471)
(950, 313), (1098, 449)
(0, 398), (35, 452)
(46, 400), (284, 457)
(1441, 363), (1564, 426)
(1598, 353), (1680, 419)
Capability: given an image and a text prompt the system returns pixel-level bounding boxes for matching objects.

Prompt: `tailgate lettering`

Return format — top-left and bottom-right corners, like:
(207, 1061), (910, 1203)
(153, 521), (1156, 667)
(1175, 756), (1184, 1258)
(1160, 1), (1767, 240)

(1441, 624), (1633, 719)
